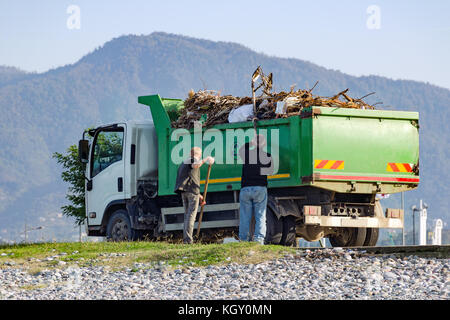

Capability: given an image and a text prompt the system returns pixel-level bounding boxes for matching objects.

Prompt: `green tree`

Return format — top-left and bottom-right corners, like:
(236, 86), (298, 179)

(53, 145), (86, 225)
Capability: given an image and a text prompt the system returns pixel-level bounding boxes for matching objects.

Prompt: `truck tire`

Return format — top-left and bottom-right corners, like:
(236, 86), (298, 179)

(363, 228), (379, 246)
(351, 228), (367, 246)
(265, 208), (297, 247)
(280, 215), (297, 247)
(329, 227), (367, 247)
(265, 207), (283, 245)
(106, 209), (139, 241)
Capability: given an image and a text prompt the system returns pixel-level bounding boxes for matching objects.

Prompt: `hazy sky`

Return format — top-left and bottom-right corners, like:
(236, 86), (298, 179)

(1, 0), (449, 89)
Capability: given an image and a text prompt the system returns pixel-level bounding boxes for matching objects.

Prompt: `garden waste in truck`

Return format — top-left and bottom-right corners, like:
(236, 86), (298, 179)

(79, 86), (419, 246)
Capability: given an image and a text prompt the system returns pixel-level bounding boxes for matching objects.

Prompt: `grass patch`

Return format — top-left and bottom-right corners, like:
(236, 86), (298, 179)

(0, 241), (295, 270)
(19, 283), (48, 291)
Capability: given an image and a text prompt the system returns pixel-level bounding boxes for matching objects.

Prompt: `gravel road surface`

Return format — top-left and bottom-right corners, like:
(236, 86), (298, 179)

(1, 248), (448, 300)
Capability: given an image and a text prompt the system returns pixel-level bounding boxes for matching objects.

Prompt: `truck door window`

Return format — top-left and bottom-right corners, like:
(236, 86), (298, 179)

(91, 129), (124, 178)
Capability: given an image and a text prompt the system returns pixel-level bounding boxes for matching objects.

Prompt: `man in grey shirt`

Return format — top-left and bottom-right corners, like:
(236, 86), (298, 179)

(174, 147), (214, 244)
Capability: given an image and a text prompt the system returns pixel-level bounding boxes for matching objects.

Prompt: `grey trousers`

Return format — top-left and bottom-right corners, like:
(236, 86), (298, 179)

(181, 192), (200, 244)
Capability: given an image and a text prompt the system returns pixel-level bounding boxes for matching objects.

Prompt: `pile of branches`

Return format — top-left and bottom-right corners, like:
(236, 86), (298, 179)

(172, 73), (378, 129)
(173, 90), (253, 128)
(269, 86), (377, 117)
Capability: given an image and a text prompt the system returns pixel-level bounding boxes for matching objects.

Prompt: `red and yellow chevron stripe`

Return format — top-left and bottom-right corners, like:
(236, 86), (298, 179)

(386, 162), (413, 173)
(314, 159), (344, 170)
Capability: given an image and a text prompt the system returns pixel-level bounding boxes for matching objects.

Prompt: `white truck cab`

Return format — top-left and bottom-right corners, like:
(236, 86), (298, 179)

(83, 121), (157, 236)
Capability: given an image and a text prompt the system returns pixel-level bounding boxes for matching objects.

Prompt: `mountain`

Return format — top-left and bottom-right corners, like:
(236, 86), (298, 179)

(0, 66), (32, 87)
(0, 32), (448, 243)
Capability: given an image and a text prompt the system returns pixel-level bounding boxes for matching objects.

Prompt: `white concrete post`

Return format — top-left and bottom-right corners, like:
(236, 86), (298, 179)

(419, 200), (427, 245)
(432, 219), (443, 245)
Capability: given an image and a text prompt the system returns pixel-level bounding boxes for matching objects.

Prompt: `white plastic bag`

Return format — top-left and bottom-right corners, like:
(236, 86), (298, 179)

(228, 104), (254, 123)
(275, 101), (285, 114)
(276, 97), (300, 115)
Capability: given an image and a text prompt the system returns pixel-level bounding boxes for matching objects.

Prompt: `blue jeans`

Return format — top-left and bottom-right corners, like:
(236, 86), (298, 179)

(239, 186), (267, 244)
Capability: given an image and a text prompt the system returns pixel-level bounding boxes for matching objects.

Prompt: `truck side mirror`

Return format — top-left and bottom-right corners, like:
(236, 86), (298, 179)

(78, 139), (89, 163)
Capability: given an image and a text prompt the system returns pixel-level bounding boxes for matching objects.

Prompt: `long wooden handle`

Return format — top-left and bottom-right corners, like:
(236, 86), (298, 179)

(196, 164), (212, 238)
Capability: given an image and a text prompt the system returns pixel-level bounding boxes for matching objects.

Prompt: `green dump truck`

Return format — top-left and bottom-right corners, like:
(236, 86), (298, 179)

(79, 94), (419, 246)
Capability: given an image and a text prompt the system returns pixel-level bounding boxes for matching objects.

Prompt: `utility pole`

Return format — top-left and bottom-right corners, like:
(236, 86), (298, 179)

(411, 200), (428, 246)
(419, 200), (428, 245)
(23, 225), (43, 243)
(412, 205), (418, 245)
(401, 192), (405, 246)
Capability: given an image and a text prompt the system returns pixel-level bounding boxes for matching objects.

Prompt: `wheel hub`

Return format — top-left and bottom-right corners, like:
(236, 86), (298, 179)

(336, 228), (352, 244)
(112, 219), (129, 241)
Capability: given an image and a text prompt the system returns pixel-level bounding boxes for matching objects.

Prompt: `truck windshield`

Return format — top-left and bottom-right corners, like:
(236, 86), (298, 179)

(91, 129), (124, 178)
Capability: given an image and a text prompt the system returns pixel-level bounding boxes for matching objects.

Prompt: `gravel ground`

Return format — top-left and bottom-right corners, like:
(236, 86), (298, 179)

(0, 248), (448, 300)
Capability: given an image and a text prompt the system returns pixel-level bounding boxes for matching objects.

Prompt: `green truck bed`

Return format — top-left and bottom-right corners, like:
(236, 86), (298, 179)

(138, 95), (419, 196)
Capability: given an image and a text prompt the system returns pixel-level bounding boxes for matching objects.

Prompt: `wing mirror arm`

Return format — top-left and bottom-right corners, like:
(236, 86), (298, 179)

(86, 177), (93, 191)
(79, 132), (93, 191)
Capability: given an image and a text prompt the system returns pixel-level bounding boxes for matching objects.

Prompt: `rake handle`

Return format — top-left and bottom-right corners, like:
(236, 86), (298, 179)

(196, 163), (212, 238)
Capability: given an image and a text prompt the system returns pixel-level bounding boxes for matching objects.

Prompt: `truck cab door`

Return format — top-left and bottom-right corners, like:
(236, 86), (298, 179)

(86, 125), (126, 226)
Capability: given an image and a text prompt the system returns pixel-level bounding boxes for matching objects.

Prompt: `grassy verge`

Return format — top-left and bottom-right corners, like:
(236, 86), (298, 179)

(0, 241), (296, 271)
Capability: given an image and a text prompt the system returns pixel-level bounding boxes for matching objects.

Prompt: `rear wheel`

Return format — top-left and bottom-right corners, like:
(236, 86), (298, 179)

(265, 208), (297, 247)
(329, 227), (367, 247)
(280, 215), (297, 247)
(265, 207), (282, 245)
(363, 228), (379, 246)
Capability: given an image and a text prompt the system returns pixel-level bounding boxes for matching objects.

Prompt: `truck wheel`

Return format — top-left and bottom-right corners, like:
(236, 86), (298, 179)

(363, 228), (379, 246)
(265, 207), (282, 245)
(106, 209), (135, 242)
(280, 215), (297, 247)
(351, 228), (367, 246)
(329, 229), (349, 247)
(329, 227), (366, 247)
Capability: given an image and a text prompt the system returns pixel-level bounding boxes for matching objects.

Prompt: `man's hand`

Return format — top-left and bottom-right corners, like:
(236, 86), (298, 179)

(192, 156), (214, 169)
(199, 195), (206, 206)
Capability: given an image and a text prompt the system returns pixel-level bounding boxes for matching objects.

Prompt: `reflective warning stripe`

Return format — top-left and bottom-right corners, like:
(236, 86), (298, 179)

(317, 174), (420, 183)
(314, 160), (344, 170)
(387, 163), (414, 173)
(200, 173), (290, 184)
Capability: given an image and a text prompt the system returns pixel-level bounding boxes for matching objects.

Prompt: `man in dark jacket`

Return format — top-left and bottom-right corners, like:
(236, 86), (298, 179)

(174, 147), (214, 244)
(238, 134), (273, 244)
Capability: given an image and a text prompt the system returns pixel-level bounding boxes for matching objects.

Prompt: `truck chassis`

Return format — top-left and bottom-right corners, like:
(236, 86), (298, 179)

(87, 183), (401, 247)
